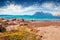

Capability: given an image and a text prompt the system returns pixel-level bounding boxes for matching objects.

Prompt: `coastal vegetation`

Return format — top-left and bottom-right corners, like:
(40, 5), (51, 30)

(0, 28), (37, 40)
(0, 19), (38, 40)
(0, 26), (37, 40)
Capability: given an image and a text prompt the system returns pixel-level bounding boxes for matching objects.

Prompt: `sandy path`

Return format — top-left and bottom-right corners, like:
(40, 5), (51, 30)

(36, 26), (60, 40)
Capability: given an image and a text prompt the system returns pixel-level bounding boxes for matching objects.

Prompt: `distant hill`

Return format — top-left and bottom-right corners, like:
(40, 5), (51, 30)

(33, 12), (53, 16)
(32, 12), (60, 19)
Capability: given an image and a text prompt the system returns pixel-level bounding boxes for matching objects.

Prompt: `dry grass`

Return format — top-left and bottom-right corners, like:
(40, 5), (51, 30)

(0, 26), (37, 40)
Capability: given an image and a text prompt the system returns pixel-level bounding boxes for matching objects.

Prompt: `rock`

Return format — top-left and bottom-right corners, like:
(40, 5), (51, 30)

(19, 19), (24, 22)
(11, 18), (16, 21)
(0, 18), (4, 20)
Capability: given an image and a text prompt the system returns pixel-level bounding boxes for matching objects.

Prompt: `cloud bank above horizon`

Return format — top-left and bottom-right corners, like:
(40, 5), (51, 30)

(0, 1), (60, 16)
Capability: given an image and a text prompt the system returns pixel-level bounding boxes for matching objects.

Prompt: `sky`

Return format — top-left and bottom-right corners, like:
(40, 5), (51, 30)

(0, 0), (60, 16)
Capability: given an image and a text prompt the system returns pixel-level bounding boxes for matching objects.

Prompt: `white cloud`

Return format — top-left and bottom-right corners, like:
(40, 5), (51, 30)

(0, 2), (60, 16)
(41, 2), (60, 16)
(0, 4), (37, 15)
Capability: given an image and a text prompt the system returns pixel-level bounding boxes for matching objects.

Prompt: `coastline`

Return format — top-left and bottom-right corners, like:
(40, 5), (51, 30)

(0, 18), (60, 28)
(0, 18), (60, 40)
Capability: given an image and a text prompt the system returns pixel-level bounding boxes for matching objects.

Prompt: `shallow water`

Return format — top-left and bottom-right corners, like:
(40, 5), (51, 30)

(0, 15), (60, 21)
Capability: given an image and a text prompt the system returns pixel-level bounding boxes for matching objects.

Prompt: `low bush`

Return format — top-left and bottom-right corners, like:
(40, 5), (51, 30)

(0, 27), (37, 40)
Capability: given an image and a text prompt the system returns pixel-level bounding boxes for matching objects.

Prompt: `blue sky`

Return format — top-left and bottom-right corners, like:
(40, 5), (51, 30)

(0, 0), (60, 16)
(0, 0), (60, 6)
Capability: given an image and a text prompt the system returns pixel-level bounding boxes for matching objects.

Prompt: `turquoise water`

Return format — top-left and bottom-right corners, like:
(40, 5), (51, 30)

(0, 15), (60, 21)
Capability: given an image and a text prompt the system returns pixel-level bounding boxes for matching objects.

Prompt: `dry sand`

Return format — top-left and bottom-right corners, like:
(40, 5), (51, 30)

(8, 21), (60, 40)
(30, 21), (60, 40)
(36, 26), (60, 40)
(19, 21), (60, 40)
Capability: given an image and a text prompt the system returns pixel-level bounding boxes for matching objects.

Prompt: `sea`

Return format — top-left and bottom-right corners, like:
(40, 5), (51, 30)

(0, 15), (60, 21)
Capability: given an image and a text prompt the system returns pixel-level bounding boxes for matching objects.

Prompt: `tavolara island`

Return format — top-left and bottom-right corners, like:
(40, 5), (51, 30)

(0, 18), (60, 40)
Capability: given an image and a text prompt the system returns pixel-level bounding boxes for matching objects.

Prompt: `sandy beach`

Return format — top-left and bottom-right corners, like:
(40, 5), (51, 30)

(29, 21), (60, 40)
(0, 18), (60, 40)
